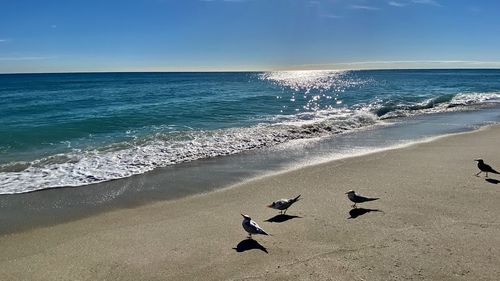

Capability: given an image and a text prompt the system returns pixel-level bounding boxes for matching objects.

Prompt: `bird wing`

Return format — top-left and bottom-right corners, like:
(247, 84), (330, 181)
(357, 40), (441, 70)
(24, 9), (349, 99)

(485, 164), (500, 174)
(356, 194), (369, 200)
(355, 193), (378, 202)
(274, 199), (288, 209)
(250, 220), (268, 235)
(250, 220), (260, 229)
(243, 220), (258, 234)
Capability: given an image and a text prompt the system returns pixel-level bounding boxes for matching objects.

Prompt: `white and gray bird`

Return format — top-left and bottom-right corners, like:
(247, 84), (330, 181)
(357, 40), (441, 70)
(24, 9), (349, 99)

(267, 195), (301, 214)
(345, 190), (379, 208)
(241, 214), (269, 238)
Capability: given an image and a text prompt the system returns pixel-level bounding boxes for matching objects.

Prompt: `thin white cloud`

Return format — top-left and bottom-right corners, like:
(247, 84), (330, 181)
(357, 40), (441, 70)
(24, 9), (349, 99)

(0, 39), (11, 43)
(411, 0), (441, 7)
(335, 60), (484, 65)
(282, 60), (500, 70)
(388, 0), (441, 8)
(388, 1), (406, 7)
(350, 5), (380, 11)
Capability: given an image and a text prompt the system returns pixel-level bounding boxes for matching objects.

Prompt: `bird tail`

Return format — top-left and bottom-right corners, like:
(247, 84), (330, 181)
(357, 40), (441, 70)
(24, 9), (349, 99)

(366, 197), (379, 202)
(291, 194), (301, 202)
(492, 169), (500, 174)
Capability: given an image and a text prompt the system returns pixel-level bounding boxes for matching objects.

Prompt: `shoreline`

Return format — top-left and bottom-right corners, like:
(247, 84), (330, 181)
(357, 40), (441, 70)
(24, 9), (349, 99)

(0, 117), (495, 235)
(1, 123), (500, 280)
(0, 119), (498, 235)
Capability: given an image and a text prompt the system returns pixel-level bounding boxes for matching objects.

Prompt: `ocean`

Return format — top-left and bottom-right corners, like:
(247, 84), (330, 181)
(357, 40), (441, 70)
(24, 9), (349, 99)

(1, 69), (500, 195)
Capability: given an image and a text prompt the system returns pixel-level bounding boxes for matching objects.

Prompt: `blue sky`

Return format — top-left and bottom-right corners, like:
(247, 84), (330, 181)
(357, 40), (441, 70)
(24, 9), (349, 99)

(1, 0), (500, 72)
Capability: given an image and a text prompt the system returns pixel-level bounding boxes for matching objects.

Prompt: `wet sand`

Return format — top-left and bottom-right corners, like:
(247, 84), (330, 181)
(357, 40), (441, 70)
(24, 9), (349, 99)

(1, 125), (500, 280)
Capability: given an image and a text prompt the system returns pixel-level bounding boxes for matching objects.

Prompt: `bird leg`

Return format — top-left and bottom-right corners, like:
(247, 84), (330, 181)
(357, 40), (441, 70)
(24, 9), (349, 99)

(284, 208), (288, 215)
(352, 203), (357, 209)
(475, 171), (482, 177)
(247, 233), (252, 239)
(486, 172), (489, 178)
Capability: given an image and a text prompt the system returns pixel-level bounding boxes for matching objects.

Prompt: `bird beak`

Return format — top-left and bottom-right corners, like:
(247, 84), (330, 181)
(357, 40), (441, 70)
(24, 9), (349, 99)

(267, 204), (273, 208)
(344, 192), (349, 194)
(240, 214), (244, 217)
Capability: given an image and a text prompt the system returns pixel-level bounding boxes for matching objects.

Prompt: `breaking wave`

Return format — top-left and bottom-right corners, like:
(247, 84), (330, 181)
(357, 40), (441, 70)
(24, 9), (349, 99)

(0, 110), (377, 194)
(372, 91), (500, 119)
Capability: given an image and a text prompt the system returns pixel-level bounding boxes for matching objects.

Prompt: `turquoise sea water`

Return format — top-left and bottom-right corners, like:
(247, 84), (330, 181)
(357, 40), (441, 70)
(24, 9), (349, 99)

(1, 69), (500, 194)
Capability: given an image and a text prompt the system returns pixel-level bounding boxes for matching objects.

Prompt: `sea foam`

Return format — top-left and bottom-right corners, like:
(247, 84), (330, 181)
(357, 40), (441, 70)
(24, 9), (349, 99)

(0, 109), (377, 194)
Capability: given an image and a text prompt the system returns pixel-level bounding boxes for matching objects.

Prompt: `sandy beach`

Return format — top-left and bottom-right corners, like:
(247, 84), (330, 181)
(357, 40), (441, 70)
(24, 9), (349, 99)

(1, 125), (500, 281)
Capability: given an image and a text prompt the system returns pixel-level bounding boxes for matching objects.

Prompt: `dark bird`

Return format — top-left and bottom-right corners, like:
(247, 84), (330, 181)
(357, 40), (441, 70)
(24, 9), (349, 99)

(241, 214), (269, 239)
(474, 159), (500, 178)
(345, 190), (379, 208)
(267, 195), (301, 214)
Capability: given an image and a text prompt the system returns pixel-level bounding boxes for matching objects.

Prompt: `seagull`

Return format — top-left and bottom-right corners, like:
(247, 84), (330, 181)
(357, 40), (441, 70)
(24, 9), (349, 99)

(267, 195), (301, 214)
(241, 214), (269, 239)
(345, 190), (379, 208)
(474, 159), (500, 178)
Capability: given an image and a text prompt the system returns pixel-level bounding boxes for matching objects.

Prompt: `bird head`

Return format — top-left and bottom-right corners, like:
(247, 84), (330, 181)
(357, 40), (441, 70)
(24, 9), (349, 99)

(474, 159), (484, 163)
(241, 214), (251, 220)
(345, 190), (355, 195)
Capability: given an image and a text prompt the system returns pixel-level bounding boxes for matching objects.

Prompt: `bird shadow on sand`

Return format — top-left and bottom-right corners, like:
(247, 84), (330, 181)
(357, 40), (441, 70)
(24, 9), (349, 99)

(485, 178), (500, 184)
(348, 208), (382, 219)
(265, 214), (301, 223)
(233, 239), (268, 253)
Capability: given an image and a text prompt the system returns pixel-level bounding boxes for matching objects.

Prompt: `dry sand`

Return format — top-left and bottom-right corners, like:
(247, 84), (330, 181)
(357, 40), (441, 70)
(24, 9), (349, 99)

(1, 125), (500, 281)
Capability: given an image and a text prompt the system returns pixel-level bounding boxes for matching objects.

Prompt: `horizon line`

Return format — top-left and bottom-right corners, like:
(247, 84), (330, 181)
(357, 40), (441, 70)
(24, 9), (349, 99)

(3, 60), (500, 74)
(2, 66), (500, 75)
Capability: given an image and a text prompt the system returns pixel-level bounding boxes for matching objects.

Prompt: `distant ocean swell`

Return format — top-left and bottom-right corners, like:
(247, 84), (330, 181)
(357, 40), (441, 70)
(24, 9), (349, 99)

(0, 90), (499, 194)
